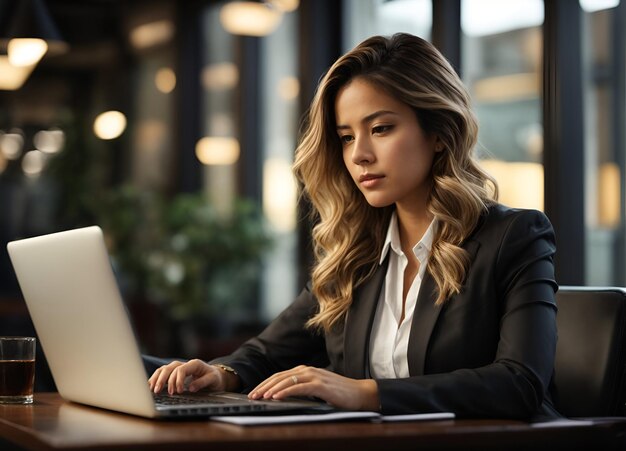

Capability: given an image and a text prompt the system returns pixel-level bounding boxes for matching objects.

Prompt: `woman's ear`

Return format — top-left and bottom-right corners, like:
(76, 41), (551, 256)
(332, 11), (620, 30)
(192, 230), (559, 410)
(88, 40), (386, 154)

(434, 137), (444, 153)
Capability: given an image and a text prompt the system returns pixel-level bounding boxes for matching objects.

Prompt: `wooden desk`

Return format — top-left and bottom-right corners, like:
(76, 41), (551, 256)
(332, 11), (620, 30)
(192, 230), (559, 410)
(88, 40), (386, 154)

(0, 393), (624, 451)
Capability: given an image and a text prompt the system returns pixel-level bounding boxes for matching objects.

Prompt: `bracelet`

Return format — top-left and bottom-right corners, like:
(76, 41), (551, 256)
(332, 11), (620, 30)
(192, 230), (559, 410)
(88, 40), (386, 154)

(212, 363), (238, 375)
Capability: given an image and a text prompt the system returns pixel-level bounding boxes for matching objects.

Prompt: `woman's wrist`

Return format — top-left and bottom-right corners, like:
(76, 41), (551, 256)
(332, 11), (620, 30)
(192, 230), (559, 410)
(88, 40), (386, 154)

(360, 379), (381, 412)
(211, 364), (242, 392)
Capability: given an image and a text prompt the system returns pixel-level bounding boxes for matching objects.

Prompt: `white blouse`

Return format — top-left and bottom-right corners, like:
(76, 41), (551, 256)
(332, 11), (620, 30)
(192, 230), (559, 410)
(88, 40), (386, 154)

(368, 212), (436, 379)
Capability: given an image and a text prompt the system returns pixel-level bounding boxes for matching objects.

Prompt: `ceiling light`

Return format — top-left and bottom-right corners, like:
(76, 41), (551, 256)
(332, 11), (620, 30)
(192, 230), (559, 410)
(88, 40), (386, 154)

(0, 131), (25, 159)
(93, 111), (127, 140)
(219, 2), (283, 37)
(8, 38), (47, 66)
(129, 20), (174, 50)
(195, 137), (240, 165)
(33, 128), (64, 154)
(0, 56), (36, 90)
(155, 67), (176, 93)
(0, 0), (68, 56)
(0, 0), (67, 90)
(579, 0), (620, 12)
(201, 62), (239, 91)
(22, 150), (46, 177)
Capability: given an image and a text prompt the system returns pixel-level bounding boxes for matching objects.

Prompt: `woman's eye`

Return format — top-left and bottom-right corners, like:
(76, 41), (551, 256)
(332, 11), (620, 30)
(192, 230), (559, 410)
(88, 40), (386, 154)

(339, 135), (354, 144)
(372, 125), (392, 134)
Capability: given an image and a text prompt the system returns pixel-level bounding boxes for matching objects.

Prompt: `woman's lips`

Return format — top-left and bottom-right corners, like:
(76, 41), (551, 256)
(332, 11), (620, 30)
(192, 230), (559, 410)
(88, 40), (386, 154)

(358, 173), (384, 188)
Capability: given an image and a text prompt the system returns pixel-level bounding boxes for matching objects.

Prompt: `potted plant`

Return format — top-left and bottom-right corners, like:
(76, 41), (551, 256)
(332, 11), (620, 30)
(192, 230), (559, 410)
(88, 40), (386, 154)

(96, 186), (272, 357)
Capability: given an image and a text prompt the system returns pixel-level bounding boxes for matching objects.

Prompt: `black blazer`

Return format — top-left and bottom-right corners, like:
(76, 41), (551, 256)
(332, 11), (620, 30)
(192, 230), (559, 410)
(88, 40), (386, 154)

(216, 204), (560, 420)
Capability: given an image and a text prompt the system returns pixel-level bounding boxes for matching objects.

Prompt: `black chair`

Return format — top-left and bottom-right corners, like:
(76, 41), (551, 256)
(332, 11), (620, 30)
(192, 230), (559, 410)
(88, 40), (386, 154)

(554, 286), (626, 417)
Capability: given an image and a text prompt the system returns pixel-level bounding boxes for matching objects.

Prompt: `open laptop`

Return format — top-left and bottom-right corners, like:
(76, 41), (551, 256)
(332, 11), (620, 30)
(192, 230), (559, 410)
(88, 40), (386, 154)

(7, 226), (332, 418)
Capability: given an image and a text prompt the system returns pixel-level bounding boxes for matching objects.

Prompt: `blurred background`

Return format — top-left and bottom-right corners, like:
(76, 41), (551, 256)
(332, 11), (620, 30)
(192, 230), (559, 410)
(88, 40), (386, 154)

(0, 0), (624, 391)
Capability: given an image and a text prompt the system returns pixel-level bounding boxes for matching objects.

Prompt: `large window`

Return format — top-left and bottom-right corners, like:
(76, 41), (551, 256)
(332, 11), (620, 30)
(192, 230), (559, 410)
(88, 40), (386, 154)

(580, 0), (625, 285)
(343, 0), (432, 51)
(260, 11), (300, 320)
(461, 0), (545, 211)
(199, 2), (300, 322)
(200, 6), (238, 213)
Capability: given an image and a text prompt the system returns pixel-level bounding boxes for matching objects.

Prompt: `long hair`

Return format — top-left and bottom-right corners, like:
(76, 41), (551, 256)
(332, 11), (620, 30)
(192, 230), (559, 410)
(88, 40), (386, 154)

(293, 33), (498, 332)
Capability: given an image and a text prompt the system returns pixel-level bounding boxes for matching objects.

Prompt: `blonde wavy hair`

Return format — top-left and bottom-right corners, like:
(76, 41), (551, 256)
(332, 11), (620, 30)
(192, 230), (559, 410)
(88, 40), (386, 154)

(293, 33), (498, 332)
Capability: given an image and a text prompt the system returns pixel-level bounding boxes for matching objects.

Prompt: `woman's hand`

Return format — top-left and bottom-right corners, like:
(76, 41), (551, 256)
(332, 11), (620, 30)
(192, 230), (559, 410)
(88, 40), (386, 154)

(148, 359), (241, 395)
(248, 365), (380, 411)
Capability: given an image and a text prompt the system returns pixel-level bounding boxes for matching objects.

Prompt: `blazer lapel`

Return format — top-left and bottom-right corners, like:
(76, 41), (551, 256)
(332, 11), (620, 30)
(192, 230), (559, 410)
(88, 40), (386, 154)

(343, 259), (388, 379)
(407, 273), (439, 376)
(407, 239), (481, 376)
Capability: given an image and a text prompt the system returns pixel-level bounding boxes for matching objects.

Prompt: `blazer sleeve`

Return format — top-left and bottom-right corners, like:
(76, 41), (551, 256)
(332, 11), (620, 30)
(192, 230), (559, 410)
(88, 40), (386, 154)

(376, 209), (559, 419)
(211, 283), (329, 391)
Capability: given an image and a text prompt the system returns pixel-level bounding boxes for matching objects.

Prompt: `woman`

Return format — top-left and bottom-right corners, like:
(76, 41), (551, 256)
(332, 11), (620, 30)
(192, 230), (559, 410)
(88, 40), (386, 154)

(149, 33), (560, 420)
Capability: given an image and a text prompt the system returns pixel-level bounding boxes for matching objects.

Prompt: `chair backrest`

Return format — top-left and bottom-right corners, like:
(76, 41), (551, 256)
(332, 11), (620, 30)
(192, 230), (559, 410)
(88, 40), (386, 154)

(555, 286), (626, 417)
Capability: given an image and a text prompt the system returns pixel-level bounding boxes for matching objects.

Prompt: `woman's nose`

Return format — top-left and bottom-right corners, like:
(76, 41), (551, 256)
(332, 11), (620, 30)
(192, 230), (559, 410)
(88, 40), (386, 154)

(351, 137), (374, 165)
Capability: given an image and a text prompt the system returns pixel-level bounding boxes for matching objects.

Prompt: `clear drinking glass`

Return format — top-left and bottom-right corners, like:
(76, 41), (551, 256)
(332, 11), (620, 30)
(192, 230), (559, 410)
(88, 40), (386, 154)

(0, 337), (36, 404)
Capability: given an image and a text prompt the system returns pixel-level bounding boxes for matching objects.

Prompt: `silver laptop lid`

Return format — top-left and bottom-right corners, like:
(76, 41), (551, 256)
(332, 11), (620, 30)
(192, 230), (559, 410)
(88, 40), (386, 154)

(7, 226), (159, 418)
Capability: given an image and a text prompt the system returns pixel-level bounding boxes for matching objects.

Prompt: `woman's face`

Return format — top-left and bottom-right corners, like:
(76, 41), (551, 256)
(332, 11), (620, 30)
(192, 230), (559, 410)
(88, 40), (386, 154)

(335, 77), (439, 212)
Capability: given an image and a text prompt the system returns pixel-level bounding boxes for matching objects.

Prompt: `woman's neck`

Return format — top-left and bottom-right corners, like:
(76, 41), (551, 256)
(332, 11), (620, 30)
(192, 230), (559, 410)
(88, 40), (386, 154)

(396, 206), (434, 253)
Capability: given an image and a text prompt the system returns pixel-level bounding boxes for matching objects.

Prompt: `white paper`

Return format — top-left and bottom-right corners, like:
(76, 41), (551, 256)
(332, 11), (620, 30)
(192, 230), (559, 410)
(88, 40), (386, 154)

(530, 419), (595, 428)
(378, 412), (455, 422)
(211, 411), (381, 425)
(211, 411), (455, 426)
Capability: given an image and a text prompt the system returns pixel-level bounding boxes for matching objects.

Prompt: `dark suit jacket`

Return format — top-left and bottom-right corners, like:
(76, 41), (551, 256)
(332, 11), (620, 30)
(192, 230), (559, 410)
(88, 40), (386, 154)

(216, 204), (560, 419)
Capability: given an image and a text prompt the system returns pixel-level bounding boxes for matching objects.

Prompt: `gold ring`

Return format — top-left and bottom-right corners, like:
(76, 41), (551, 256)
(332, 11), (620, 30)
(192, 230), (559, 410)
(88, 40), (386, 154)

(291, 375), (298, 385)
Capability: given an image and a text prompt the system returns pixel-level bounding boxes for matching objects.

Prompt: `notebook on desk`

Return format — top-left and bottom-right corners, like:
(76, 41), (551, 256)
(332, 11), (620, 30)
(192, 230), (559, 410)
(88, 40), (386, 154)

(7, 226), (332, 419)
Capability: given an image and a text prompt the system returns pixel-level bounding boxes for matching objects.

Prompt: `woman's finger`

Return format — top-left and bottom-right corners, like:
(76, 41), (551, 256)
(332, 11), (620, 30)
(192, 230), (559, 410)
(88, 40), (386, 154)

(151, 361), (183, 393)
(250, 372), (285, 397)
(249, 365), (308, 399)
(261, 372), (304, 399)
(148, 368), (161, 390)
(170, 366), (188, 394)
(254, 367), (379, 411)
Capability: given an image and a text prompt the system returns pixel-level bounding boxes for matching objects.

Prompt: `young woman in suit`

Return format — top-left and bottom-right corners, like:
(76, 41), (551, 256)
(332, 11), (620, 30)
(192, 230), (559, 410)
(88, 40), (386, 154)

(149, 33), (560, 420)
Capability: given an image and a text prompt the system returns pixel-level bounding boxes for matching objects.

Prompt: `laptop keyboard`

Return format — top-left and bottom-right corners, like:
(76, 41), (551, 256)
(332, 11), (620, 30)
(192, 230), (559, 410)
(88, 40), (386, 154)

(153, 392), (332, 417)
(153, 393), (226, 406)
(153, 392), (270, 416)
